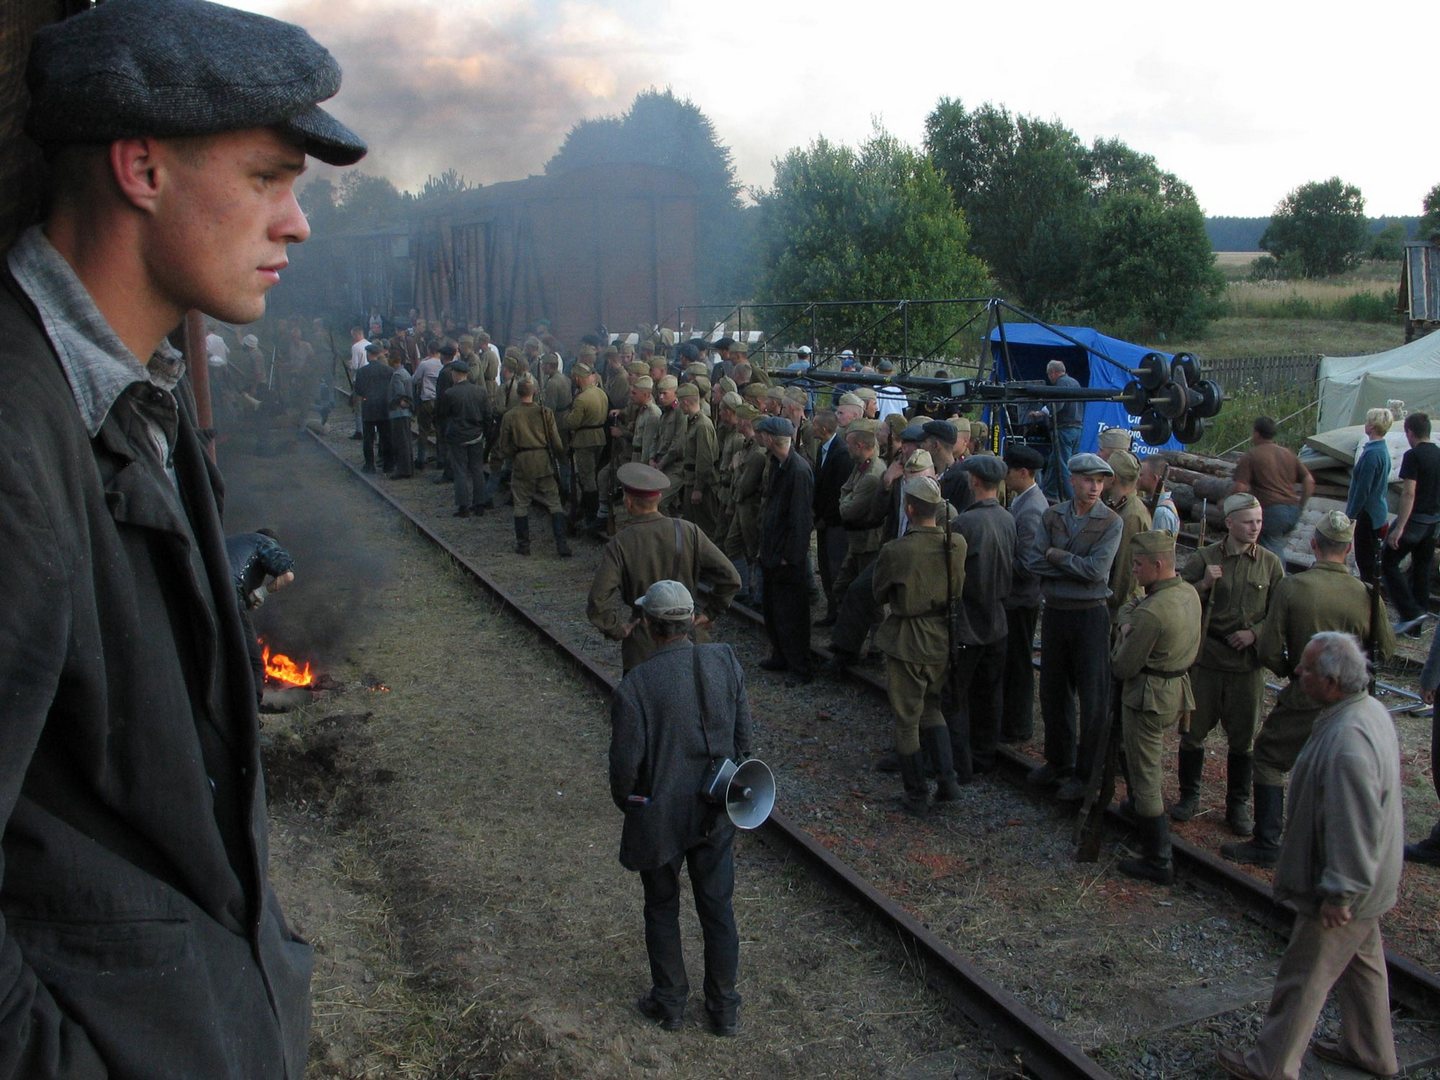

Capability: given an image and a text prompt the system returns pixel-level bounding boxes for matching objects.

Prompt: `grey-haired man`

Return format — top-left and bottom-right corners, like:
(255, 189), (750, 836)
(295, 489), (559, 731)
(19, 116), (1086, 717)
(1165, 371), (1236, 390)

(1, 0), (364, 1073)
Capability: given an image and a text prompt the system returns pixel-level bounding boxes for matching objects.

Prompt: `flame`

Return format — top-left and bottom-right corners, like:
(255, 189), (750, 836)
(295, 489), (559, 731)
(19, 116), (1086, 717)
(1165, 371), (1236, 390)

(261, 642), (314, 687)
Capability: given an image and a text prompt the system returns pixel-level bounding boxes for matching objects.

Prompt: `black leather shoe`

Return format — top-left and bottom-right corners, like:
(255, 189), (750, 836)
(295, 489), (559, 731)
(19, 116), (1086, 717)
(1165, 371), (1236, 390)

(1026, 762), (1068, 788)
(708, 1013), (739, 1037)
(1404, 840), (1440, 866)
(785, 671), (814, 688)
(454, 507), (470, 518)
(758, 656), (789, 672)
(636, 994), (683, 1031)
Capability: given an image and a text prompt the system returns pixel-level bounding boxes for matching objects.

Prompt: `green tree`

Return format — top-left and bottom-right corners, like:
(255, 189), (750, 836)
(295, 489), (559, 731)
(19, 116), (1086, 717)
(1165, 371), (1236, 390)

(1368, 221), (1406, 262)
(1421, 183), (1440, 237)
(297, 176), (338, 235)
(753, 127), (990, 357)
(1259, 177), (1367, 277)
(547, 89), (748, 302)
(331, 171), (405, 232)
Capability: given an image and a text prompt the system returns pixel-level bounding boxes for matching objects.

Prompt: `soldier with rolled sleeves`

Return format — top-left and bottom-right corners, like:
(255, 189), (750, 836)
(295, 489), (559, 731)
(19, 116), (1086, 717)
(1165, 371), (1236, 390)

(1110, 531), (1202, 884)
(1222, 511), (1396, 867)
(565, 359), (609, 530)
(1000, 444), (1048, 743)
(755, 416), (816, 685)
(874, 476), (968, 814)
(496, 375), (571, 557)
(1173, 493), (1283, 834)
(949, 454), (1015, 775)
(1104, 449), (1152, 622)
(679, 382), (721, 538)
(587, 463), (741, 672)
(1026, 454), (1123, 800)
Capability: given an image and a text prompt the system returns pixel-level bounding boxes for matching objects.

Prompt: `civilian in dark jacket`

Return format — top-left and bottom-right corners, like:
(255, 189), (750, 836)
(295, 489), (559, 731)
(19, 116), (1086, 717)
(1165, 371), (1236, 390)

(1000, 444), (1048, 742)
(353, 342), (394, 472)
(435, 361), (491, 515)
(811, 409), (853, 623)
(756, 417), (815, 683)
(609, 582), (752, 1036)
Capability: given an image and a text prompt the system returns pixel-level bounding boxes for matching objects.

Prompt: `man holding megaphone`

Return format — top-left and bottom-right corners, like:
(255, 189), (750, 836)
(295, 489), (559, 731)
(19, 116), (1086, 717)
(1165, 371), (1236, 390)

(609, 580), (762, 1037)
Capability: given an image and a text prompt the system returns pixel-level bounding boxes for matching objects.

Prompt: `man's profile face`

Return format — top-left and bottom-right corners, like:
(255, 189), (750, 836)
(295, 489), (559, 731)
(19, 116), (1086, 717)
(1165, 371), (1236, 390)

(147, 127), (310, 325)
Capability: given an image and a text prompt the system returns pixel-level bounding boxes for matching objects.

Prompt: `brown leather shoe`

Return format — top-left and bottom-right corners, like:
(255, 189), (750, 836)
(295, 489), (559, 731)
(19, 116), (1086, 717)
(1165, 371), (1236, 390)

(1311, 1039), (1398, 1078)
(1216, 1046), (1266, 1080)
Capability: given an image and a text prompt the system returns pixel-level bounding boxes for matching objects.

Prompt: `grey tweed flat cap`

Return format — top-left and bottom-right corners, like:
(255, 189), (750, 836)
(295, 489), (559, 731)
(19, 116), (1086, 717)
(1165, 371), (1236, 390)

(26, 0), (367, 166)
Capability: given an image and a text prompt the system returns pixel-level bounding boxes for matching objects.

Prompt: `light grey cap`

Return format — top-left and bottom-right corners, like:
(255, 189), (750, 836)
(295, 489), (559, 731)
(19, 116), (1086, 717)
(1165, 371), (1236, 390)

(25, 0), (367, 166)
(635, 579), (694, 620)
(1068, 452), (1113, 476)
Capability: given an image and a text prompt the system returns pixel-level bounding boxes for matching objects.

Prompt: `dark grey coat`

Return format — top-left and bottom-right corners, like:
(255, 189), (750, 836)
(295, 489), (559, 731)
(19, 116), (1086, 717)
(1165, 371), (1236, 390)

(0, 275), (311, 1078)
(609, 641), (753, 872)
(758, 451), (813, 570)
(953, 497), (1015, 645)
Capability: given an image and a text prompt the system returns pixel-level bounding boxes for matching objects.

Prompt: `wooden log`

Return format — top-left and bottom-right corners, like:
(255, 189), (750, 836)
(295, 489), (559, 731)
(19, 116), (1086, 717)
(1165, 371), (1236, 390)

(1158, 450), (1236, 477)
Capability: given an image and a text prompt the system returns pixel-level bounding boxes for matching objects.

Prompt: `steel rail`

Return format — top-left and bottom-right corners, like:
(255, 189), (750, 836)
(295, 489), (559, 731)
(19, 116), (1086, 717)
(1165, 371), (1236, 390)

(303, 431), (1113, 1080)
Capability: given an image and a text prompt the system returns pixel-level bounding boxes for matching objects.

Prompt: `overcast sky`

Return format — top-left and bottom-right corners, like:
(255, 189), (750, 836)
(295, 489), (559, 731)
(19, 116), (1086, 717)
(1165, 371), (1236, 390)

(241, 0), (1432, 222)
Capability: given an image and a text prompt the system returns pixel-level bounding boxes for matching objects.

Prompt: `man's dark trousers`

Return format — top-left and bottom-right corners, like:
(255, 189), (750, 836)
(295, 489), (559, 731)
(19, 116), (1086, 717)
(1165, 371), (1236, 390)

(815, 523), (847, 614)
(363, 417), (391, 471)
(639, 827), (740, 1023)
(1001, 604), (1039, 741)
(1038, 604), (1111, 778)
(954, 637), (1006, 771)
(1382, 519), (1439, 621)
(763, 563), (812, 674)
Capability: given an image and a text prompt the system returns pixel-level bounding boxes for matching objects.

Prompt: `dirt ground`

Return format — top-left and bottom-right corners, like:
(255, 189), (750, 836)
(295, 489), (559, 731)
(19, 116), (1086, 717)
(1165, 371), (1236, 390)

(225, 435), (1012, 1079)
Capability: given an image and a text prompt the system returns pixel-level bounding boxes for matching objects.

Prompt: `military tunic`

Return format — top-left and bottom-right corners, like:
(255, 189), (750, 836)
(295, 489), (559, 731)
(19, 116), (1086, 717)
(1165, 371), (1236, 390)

(587, 511), (741, 671)
(725, 438), (767, 562)
(1112, 575), (1202, 817)
(1107, 491), (1153, 622)
(565, 383), (609, 495)
(652, 404), (688, 512)
(1252, 560), (1395, 785)
(873, 524), (968, 754)
(833, 456), (884, 604)
(683, 410), (721, 537)
(1180, 538), (1284, 752)
(496, 401), (563, 518)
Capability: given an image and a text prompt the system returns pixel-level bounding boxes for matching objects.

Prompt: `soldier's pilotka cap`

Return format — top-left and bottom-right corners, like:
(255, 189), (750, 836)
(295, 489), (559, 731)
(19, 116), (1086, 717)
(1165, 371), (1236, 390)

(853, 387), (877, 402)
(904, 448), (934, 474)
(961, 454), (1006, 485)
(717, 376), (737, 394)
(626, 360), (649, 376)
(572, 361), (595, 376)
(1131, 530), (1176, 556)
(1068, 452), (1113, 476)
(903, 475), (943, 505)
(755, 416), (795, 438)
(846, 418), (880, 438)
(969, 420), (989, 440)
(885, 414), (909, 439)
(632, 375), (654, 391)
(1316, 510), (1355, 543)
(736, 403), (761, 421)
(656, 375), (678, 391)
(686, 362), (710, 378)
(1003, 444), (1046, 472)
(1098, 427), (1132, 451)
(1109, 449), (1140, 482)
(617, 462), (670, 496)
(721, 391), (743, 410)
(765, 386), (787, 401)
(741, 383), (764, 400)
(782, 387), (808, 406)
(26, 0), (367, 165)
(635, 579), (694, 620)
(1224, 492), (1261, 516)
(900, 422), (928, 443)
(676, 382), (699, 399)
(922, 419), (957, 444)
(838, 392), (864, 407)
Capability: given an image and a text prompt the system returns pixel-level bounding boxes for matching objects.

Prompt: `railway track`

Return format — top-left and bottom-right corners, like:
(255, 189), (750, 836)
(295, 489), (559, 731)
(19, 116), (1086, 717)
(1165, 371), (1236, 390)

(303, 427), (1440, 1077)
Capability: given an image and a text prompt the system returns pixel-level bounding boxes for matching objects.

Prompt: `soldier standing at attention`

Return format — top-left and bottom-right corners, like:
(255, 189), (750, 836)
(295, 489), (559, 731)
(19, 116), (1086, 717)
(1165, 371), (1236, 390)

(495, 375), (571, 558)
(1110, 531), (1202, 884)
(1173, 494), (1283, 834)
(679, 382), (721, 538)
(565, 358), (609, 531)
(587, 464), (740, 672)
(725, 405), (769, 605)
(651, 374), (687, 514)
(831, 418), (886, 613)
(1222, 511), (1395, 867)
(873, 477), (968, 814)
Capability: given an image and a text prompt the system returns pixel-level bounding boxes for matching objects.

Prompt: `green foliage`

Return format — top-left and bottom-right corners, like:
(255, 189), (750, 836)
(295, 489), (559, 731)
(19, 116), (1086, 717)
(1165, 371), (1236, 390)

(329, 171), (405, 232)
(923, 98), (1220, 336)
(546, 89), (749, 302)
(1259, 177), (1367, 277)
(1422, 183), (1440, 237)
(753, 126), (990, 356)
(298, 177), (338, 234)
(1368, 221), (1406, 262)
(1187, 384), (1312, 456)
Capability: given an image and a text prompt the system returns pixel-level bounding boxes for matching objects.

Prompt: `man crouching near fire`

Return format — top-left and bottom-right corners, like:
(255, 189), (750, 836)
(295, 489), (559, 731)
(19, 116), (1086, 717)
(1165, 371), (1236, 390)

(0, 0), (364, 1073)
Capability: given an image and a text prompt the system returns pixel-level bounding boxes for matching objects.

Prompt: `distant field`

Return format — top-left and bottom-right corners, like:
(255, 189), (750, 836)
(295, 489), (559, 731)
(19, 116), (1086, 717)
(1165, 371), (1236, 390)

(1156, 316), (1400, 359)
(1214, 251), (1261, 278)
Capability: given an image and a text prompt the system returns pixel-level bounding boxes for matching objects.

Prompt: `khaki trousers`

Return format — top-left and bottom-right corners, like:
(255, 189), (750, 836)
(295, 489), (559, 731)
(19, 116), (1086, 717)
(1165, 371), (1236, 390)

(1184, 664), (1265, 753)
(1121, 704), (1173, 818)
(885, 656), (947, 755)
(1240, 913), (1397, 1080)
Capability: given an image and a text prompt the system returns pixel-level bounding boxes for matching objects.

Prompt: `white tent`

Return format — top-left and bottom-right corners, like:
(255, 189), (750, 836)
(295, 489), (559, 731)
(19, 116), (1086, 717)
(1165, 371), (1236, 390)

(1316, 332), (1440, 432)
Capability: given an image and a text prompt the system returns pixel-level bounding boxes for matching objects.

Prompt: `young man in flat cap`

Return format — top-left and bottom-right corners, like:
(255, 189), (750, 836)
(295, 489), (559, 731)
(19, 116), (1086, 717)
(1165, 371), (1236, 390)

(1174, 494), (1283, 834)
(1, 0), (365, 1073)
(1222, 511), (1395, 867)
(755, 416), (815, 685)
(1110, 531), (1202, 883)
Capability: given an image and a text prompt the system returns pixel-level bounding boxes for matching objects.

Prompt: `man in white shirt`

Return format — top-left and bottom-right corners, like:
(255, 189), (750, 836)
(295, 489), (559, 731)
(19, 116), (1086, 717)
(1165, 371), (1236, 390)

(348, 325), (369, 437)
(412, 340), (444, 469)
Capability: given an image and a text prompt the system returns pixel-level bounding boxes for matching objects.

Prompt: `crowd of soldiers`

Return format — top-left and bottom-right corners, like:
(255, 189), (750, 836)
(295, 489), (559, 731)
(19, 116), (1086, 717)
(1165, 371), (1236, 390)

(225, 312), (1437, 889)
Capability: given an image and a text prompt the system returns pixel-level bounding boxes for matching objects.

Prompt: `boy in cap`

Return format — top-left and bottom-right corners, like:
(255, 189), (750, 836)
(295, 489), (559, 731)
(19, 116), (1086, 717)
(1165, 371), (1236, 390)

(1, 0), (365, 1072)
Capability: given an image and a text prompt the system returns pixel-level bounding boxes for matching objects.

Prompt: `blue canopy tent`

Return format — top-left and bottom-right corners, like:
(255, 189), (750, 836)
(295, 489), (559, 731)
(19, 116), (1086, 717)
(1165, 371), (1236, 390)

(986, 324), (1181, 457)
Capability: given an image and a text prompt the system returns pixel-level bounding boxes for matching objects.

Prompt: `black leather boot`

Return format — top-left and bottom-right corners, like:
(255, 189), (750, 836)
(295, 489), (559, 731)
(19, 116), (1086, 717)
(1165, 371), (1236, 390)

(896, 751), (929, 816)
(922, 726), (965, 801)
(513, 516), (530, 556)
(1220, 783), (1282, 867)
(1225, 752), (1255, 835)
(1169, 746), (1205, 821)
(552, 512), (572, 557)
(1119, 813), (1175, 884)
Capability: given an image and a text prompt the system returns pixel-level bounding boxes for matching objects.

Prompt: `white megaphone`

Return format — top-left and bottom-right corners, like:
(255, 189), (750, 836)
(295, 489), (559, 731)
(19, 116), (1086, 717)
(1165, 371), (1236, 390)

(700, 758), (776, 830)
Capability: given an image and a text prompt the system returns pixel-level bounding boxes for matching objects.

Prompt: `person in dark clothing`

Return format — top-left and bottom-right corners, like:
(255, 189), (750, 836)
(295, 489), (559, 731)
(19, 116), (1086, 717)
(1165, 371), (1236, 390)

(0, 0), (366, 1073)
(353, 341), (393, 473)
(811, 409), (854, 625)
(435, 361), (491, 515)
(1000, 444), (1047, 742)
(1383, 411), (1440, 634)
(756, 416), (815, 685)
(609, 581), (752, 1037)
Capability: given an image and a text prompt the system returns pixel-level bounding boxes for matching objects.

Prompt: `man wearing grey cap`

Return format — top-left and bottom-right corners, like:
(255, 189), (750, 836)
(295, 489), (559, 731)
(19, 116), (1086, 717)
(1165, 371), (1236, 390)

(0, 1), (365, 1073)
(755, 415), (816, 684)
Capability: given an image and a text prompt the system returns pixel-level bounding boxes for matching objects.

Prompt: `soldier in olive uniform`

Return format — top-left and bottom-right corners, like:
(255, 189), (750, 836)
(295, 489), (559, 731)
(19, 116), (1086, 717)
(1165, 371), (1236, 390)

(1221, 511), (1396, 867)
(873, 476), (968, 814)
(495, 375), (570, 558)
(587, 463), (741, 672)
(679, 383), (721, 538)
(713, 391), (744, 544)
(1111, 531), (1202, 884)
(831, 419), (886, 605)
(650, 375), (687, 514)
(1174, 493), (1283, 835)
(1105, 450), (1153, 623)
(725, 406), (768, 605)
(565, 360), (610, 529)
